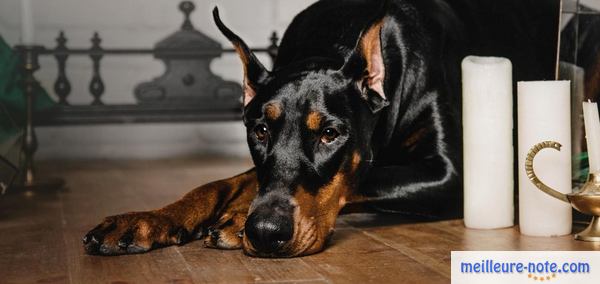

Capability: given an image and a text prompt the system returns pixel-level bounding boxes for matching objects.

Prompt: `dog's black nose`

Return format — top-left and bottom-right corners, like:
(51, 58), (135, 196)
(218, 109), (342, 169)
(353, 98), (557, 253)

(245, 207), (294, 254)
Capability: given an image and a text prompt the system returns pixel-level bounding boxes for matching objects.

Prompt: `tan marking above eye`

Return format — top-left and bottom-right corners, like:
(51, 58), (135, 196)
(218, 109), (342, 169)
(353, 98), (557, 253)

(264, 102), (282, 120)
(306, 111), (322, 131)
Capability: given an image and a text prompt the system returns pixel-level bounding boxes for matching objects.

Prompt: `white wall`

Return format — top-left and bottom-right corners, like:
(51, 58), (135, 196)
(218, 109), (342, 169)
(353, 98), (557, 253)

(0, 0), (316, 160)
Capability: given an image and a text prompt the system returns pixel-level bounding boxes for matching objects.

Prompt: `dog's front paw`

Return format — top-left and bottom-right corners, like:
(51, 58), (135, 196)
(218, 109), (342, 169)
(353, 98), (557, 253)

(83, 211), (189, 255)
(203, 212), (246, 249)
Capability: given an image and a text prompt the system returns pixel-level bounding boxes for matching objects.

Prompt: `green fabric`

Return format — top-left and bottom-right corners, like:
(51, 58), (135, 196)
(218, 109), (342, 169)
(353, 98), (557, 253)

(0, 36), (55, 163)
(574, 152), (590, 183)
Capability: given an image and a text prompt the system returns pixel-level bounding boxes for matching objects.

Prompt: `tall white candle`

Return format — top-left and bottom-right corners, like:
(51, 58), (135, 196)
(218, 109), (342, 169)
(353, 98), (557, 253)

(20, 0), (35, 45)
(583, 101), (600, 174)
(518, 81), (571, 237)
(462, 56), (513, 229)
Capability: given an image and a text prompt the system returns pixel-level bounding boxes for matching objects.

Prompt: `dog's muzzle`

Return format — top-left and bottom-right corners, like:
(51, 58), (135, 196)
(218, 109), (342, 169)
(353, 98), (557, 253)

(244, 195), (295, 256)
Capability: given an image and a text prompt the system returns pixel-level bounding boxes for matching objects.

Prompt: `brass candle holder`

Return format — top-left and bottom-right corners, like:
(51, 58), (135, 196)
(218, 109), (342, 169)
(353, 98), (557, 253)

(13, 45), (64, 193)
(526, 141), (600, 241)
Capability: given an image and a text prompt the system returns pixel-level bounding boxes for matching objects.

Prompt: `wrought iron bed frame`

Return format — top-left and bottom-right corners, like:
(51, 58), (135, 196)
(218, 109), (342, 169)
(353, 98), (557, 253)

(13, 1), (278, 189)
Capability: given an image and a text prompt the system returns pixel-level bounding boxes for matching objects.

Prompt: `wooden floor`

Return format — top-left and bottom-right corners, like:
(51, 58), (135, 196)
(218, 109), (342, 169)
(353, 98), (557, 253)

(1, 157), (599, 284)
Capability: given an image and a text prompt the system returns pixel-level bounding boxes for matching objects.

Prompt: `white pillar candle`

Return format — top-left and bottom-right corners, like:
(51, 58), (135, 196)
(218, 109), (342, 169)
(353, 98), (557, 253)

(20, 0), (35, 45)
(518, 81), (572, 237)
(583, 101), (600, 174)
(462, 56), (514, 229)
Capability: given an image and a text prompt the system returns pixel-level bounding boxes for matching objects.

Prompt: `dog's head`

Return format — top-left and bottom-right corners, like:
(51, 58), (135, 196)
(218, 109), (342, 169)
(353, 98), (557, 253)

(214, 8), (388, 257)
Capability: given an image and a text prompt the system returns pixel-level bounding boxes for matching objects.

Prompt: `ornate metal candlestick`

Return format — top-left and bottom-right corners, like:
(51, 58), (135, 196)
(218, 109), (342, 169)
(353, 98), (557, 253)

(14, 45), (64, 192)
(526, 141), (600, 241)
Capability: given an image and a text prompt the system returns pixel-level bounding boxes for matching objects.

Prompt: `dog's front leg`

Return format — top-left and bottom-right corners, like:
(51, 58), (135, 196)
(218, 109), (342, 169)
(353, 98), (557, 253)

(83, 169), (257, 255)
(349, 154), (461, 218)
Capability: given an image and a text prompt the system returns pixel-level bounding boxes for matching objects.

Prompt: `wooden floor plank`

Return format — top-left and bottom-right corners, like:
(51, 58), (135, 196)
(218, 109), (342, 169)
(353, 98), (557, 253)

(0, 192), (69, 284)
(437, 219), (600, 251)
(302, 227), (448, 283)
(340, 214), (460, 278)
(175, 244), (256, 284)
(341, 214), (600, 279)
(2, 158), (598, 283)
(239, 257), (326, 283)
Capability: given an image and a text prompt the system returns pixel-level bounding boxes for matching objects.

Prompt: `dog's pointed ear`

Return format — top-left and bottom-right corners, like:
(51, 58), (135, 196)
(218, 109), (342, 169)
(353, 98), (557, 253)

(213, 7), (269, 107)
(341, 17), (389, 113)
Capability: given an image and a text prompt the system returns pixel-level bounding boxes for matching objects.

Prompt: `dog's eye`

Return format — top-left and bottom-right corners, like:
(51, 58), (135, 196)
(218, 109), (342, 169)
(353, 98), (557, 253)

(320, 127), (339, 144)
(254, 124), (268, 142)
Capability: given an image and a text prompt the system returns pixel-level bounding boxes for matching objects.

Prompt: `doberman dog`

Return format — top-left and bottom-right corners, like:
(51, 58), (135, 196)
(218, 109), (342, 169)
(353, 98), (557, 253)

(83, 0), (559, 257)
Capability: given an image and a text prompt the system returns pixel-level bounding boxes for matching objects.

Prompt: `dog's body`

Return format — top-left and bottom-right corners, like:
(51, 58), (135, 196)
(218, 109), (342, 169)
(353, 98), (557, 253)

(83, 0), (559, 257)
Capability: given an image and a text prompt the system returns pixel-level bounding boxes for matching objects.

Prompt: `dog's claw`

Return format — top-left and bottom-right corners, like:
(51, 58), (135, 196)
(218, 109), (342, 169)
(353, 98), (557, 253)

(83, 233), (102, 254)
(126, 244), (149, 254)
(207, 227), (219, 239)
(99, 244), (113, 255)
(117, 231), (133, 249)
(91, 235), (100, 244)
(192, 226), (207, 240)
(173, 228), (190, 245)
